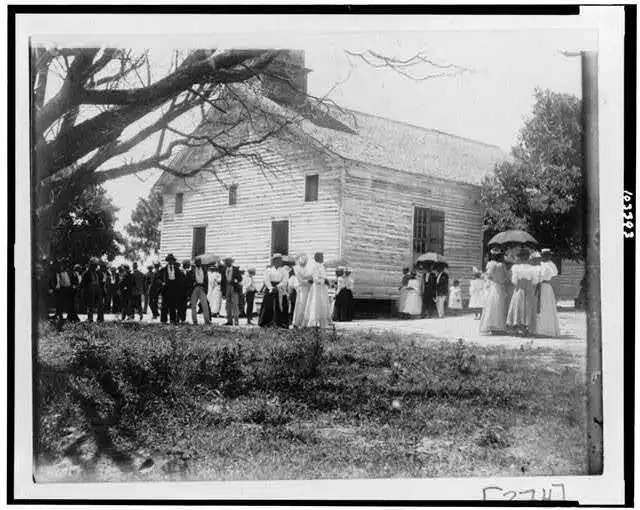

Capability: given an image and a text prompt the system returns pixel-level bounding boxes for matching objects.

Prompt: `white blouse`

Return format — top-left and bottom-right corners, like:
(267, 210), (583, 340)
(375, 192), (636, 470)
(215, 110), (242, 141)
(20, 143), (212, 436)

(510, 264), (540, 285)
(264, 266), (289, 290)
(539, 261), (558, 281)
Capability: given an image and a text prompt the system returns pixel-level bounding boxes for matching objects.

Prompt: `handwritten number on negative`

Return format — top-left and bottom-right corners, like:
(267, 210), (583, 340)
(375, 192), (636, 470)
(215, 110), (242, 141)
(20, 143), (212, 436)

(624, 191), (634, 238)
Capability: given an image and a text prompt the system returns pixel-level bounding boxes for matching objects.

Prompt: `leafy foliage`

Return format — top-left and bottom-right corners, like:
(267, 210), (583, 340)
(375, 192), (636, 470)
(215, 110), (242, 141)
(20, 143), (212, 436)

(39, 184), (123, 264)
(481, 88), (583, 260)
(123, 190), (163, 262)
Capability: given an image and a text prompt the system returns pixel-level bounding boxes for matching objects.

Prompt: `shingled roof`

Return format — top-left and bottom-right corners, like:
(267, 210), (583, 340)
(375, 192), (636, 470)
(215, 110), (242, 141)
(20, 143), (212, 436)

(299, 107), (507, 186)
(154, 88), (507, 191)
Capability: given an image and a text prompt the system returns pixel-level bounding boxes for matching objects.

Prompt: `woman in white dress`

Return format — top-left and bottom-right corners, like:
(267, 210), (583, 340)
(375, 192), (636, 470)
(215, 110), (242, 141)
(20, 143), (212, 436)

(533, 249), (561, 337)
(207, 265), (222, 317)
(448, 280), (463, 312)
(505, 248), (539, 336)
(401, 271), (422, 317)
(292, 255), (312, 328)
(468, 268), (486, 319)
(480, 249), (510, 334)
(303, 252), (331, 328)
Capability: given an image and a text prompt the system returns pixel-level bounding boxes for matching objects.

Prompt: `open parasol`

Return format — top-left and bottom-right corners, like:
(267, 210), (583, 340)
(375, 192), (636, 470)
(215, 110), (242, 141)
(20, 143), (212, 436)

(415, 252), (448, 267)
(488, 230), (538, 246)
(281, 255), (296, 266)
(196, 253), (220, 265)
(325, 257), (349, 267)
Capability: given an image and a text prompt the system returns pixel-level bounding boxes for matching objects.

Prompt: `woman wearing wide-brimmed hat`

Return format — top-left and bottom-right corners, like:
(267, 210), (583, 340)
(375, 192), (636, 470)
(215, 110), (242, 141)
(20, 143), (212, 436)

(479, 248), (510, 334)
(291, 254), (312, 328)
(533, 249), (561, 337)
(259, 253), (290, 328)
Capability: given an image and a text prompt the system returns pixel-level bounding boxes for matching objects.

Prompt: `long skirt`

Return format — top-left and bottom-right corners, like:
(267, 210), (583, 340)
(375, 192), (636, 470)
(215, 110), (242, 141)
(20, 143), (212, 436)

(304, 283), (331, 328)
(332, 288), (353, 322)
(479, 282), (508, 334)
(208, 285), (222, 315)
(401, 290), (422, 317)
(292, 285), (310, 327)
(397, 287), (409, 314)
(534, 282), (560, 337)
(506, 281), (536, 332)
(259, 290), (290, 328)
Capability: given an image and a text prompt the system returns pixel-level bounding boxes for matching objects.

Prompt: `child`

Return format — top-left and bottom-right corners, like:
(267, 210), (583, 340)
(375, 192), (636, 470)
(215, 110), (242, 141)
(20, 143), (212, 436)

(397, 266), (411, 318)
(331, 267), (345, 321)
(468, 268), (485, 319)
(448, 279), (463, 313)
(243, 268), (257, 325)
(343, 267), (355, 321)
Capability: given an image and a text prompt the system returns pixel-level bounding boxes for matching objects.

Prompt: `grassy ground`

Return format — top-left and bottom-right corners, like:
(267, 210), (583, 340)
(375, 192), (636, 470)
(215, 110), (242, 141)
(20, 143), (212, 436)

(35, 321), (586, 482)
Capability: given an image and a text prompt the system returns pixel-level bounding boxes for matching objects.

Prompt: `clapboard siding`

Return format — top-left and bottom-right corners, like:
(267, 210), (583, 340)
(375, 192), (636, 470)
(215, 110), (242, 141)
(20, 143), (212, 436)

(552, 259), (583, 301)
(342, 162), (484, 300)
(160, 136), (341, 288)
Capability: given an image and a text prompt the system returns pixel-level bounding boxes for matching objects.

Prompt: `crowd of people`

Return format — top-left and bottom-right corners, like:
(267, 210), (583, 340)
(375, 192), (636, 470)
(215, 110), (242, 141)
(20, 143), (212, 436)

(36, 251), (356, 329)
(395, 247), (561, 337)
(480, 247), (560, 337)
(37, 245), (560, 337)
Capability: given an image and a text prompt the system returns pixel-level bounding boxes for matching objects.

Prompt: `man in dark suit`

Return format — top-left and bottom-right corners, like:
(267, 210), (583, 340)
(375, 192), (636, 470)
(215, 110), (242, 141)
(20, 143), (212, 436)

(220, 255), (242, 326)
(186, 256), (211, 325)
(421, 264), (437, 318)
(82, 257), (104, 323)
(131, 262), (145, 320)
(434, 262), (449, 318)
(160, 254), (183, 324)
(119, 265), (134, 320)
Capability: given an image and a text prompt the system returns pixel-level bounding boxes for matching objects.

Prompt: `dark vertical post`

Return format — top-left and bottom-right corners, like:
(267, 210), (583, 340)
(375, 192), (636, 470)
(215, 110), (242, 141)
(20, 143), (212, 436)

(582, 51), (603, 475)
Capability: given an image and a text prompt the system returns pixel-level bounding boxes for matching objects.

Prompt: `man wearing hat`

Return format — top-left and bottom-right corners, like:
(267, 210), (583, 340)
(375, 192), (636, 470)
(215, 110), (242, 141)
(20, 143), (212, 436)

(54, 259), (79, 322)
(220, 256), (242, 326)
(186, 257), (211, 325)
(159, 254), (184, 324)
(131, 262), (145, 320)
(119, 264), (135, 320)
(72, 264), (85, 316)
(434, 262), (450, 318)
(81, 257), (104, 323)
(420, 264), (437, 319)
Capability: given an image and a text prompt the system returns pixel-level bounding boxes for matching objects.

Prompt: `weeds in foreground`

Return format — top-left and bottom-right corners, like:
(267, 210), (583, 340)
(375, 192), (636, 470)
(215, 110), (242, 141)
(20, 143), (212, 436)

(36, 322), (586, 480)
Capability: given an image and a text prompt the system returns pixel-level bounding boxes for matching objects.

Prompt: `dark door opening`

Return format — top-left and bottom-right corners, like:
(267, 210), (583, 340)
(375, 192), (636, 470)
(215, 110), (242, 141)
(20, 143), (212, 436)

(271, 220), (289, 256)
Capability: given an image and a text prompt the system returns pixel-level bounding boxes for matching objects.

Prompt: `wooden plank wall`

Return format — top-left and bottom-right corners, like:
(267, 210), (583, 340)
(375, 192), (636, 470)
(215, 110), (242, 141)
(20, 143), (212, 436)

(159, 136), (342, 289)
(551, 259), (583, 301)
(342, 162), (484, 301)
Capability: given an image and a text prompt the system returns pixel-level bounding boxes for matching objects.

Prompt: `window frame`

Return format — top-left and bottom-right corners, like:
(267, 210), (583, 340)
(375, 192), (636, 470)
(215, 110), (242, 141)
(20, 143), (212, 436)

(175, 192), (184, 214)
(192, 226), (207, 259)
(304, 174), (319, 202)
(228, 184), (238, 206)
(412, 206), (445, 257)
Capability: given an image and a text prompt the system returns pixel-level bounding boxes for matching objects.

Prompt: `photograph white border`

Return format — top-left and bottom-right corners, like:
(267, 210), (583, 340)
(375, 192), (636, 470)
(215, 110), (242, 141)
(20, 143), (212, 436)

(10, 5), (627, 504)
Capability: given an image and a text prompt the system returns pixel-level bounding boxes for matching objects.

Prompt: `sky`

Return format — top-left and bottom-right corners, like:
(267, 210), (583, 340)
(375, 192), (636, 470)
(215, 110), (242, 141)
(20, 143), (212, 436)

(97, 29), (596, 231)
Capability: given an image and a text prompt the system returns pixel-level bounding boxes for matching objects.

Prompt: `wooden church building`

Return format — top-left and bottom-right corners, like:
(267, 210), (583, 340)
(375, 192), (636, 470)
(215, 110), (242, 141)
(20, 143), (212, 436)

(154, 51), (508, 303)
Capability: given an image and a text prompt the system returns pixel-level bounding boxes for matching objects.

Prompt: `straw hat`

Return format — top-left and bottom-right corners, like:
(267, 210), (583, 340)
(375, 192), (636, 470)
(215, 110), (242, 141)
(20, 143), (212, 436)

(165, 253), (177, 262)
